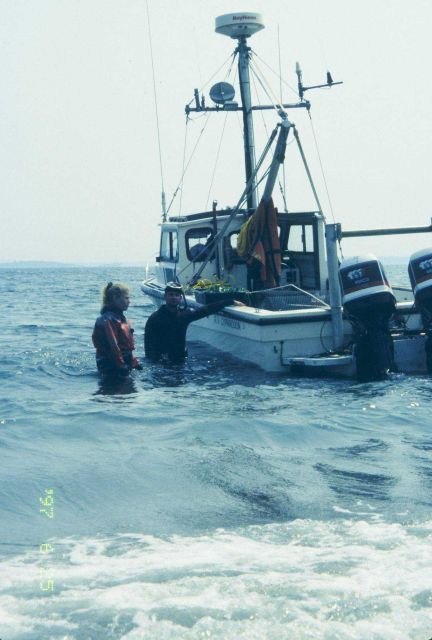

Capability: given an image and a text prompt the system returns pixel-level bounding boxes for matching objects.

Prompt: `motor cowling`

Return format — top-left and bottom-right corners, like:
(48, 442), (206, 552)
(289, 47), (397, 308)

(409, 248), (432, 372)
(339, 255), (396, 381)
(408, 248), (432, 315)
(339, 255), (396, 326)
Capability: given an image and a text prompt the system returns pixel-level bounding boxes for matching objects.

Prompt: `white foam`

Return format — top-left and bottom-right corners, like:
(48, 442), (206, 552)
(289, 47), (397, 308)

(1, 518), (431, 638)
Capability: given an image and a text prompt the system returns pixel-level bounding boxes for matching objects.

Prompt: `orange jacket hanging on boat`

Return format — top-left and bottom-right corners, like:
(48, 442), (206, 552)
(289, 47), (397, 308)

(237, 198), (281, 288)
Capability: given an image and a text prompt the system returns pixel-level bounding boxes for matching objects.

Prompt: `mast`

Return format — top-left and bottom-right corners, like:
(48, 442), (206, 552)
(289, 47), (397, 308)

(185, 13), (334, 214)
(237, 36), (257, 210)
(215, 13), (265, 211)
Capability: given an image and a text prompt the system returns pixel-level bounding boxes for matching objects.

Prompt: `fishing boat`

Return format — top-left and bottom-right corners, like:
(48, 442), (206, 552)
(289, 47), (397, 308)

(142, 12), (432, 380)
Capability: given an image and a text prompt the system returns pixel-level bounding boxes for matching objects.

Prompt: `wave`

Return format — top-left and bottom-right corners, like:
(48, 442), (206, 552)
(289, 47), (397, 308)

(1, 518), (431, 639)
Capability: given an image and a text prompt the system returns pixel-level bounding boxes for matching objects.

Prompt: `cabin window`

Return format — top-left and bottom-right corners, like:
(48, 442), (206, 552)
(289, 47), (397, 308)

(287, 224), (314, 253)
(160, 231), (178, 262)
(223, 231), (246, 269)
(304, 225), (314, 251)
(186, 227), (214, 262)
(227, 231), (244, 251)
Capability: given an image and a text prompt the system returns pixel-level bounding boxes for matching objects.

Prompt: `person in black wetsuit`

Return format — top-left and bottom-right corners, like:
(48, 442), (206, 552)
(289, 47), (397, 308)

(144, 282), (241, 363)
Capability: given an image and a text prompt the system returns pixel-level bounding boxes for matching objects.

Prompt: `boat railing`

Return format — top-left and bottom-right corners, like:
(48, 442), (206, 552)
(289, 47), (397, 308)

(392, 286), (414, 303)
(248, 284), (330, 311)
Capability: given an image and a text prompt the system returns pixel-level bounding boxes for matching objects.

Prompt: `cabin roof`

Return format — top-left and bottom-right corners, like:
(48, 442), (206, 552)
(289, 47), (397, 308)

(167, 209), (323, 224)
(168, 209), (251, 223)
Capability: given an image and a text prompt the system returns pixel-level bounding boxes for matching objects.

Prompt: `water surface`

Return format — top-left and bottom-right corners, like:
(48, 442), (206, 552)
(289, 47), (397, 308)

(0, 266), (431, 639)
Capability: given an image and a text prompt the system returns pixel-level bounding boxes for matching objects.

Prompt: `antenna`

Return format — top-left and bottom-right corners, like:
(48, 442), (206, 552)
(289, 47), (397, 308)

(146, 0), (167, 220)
(296, 62), (343, 99)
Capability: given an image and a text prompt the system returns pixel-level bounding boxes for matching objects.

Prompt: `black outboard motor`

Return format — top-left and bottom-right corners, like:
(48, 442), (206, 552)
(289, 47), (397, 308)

(408, 248), (432, 371)
(339, 255), (396, 381)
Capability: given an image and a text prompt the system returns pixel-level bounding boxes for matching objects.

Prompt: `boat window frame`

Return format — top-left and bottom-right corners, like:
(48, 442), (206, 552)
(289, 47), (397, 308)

(223, 231), (247, 267)
(159, 229), (179, 263)
(185, 226), (215, 262)
(279, 219), (321, 289)
(285, 223), (315, 254)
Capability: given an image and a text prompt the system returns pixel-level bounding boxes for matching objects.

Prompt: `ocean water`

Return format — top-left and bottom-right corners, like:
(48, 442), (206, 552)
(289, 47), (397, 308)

(0, 266), (431, 640)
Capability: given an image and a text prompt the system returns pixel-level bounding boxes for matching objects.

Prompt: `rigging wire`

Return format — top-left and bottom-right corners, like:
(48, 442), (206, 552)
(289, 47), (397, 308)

(308, 113), (336, 224)
(250, 63), (289, 212)
(277, 25), (283, 105)
(166, 112), (213, 215)
(253, 49), (343, 257)
(254, 30), (337, 227)
(248, 69), (262, 204)
(178, 118), (189, 216)
(250, 70), (272, 203)
(205, 110), (229, 210)
(252, 51), (299, 99)
(225, 50), (238, 83)
(145, 0), (166, 219)
(170, 54), (238, 216)
(231, 163), (273, 212)
(292, 126), (324, 214)
(185, 53), (237, 107)
(235, 106), (244, 139)
(249, 58), (282, 116)
(254, 166), (271, 193)
(204, 54), (239, 209)
(277, 25), (288, 211)
(175, 126), (279, 282)
(308, 112), (344, 258)
(252, 52), (336, 258)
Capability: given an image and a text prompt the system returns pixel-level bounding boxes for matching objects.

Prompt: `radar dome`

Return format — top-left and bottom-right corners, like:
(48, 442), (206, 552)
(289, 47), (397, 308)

(215, 13), (264, 39)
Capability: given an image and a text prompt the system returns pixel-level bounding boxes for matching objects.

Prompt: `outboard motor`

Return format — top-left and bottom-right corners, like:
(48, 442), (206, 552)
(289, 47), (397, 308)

(408, 248), (432, 314)
(408, 248), (432, 371)
(339, 255), (396, 381)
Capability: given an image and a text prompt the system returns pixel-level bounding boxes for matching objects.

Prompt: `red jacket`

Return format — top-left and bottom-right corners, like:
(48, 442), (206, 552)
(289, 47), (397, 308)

(92, 308), (139, 370)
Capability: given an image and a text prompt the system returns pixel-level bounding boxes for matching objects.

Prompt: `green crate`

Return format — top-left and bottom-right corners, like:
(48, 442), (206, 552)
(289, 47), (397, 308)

(194, 290), (249, 305)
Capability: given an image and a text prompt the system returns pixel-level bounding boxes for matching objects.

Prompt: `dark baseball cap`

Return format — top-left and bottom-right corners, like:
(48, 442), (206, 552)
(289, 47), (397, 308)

(165, 282), (183, 293)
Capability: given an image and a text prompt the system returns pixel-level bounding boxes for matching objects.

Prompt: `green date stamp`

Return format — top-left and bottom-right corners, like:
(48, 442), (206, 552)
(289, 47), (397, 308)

(39, 488), (55, 592)
(39, 487), (54, 519)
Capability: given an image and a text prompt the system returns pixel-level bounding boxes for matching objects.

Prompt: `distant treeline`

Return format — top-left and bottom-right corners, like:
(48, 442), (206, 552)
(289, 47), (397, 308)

(0, 261), (146, 269)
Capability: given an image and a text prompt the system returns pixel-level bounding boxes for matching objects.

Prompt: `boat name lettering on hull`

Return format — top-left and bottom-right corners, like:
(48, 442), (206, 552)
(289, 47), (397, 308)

(213, 315), (241, 330)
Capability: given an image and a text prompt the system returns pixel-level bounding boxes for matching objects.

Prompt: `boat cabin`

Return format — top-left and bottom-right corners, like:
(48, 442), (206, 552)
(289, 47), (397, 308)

(155, 208), (328, 296)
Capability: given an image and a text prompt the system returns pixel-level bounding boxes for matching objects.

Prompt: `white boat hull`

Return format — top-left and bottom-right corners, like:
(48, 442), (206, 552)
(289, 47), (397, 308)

(188, 308), (354, 375)
(142, 284), (429, 378)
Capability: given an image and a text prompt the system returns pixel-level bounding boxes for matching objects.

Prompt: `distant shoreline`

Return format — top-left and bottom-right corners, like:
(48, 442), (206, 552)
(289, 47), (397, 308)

(0, 257), (408, 269)
(0, 261), (147, 269)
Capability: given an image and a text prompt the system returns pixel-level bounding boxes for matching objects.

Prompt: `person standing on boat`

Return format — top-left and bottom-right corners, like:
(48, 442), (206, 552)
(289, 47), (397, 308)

(144, 282), (241, 363)
(92, 282), (142, 378)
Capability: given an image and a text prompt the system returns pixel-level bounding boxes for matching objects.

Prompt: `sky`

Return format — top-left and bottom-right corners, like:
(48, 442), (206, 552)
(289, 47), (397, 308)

(1, 0), (432, 264)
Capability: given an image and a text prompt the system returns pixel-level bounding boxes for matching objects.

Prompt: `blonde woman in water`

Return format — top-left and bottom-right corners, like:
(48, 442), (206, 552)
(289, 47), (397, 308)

(92, 282), (142, 378)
